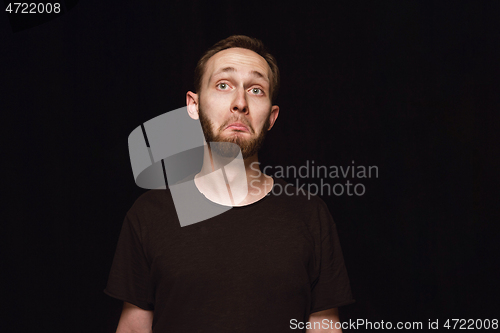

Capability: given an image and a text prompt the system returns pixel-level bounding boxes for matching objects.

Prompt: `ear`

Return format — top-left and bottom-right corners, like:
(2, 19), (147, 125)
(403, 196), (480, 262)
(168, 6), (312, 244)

(267, 105), (280, 131)
(186, 91), (199, 120)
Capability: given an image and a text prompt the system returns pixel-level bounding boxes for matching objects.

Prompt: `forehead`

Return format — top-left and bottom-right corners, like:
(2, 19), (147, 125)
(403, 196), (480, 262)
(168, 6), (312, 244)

(204, 47), (271, 83)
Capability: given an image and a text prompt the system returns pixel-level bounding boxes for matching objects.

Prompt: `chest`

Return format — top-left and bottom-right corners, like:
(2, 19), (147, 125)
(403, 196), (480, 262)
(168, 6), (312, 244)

(147, 213), (317, 293)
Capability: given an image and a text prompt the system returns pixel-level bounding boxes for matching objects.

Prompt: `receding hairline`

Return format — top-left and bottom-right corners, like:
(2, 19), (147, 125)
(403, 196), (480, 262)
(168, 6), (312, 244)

(200, 47), (274, 92)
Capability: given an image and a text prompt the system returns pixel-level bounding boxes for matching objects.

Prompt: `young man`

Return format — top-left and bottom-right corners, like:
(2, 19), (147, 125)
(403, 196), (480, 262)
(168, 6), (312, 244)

(105, 35), (354, 332)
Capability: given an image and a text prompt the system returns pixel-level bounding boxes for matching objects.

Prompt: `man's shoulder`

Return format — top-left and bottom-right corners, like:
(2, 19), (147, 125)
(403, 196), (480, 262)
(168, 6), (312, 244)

(127, 188), (175, 216)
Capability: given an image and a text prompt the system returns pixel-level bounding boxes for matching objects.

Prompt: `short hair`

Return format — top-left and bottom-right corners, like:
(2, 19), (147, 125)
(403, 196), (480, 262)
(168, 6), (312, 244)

(194, 35), (280, 103)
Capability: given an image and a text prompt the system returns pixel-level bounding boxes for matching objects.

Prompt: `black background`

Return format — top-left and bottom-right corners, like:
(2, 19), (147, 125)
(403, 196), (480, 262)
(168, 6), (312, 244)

(2, 0), (499, 332)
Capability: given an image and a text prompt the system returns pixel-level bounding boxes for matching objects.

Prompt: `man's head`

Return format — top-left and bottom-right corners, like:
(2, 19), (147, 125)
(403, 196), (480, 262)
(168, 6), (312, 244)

(193, 35), (280, 104)
(187, 35), (280, 159)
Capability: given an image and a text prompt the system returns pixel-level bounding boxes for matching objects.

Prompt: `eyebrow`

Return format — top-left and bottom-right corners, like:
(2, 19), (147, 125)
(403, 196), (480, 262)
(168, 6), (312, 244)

(208, 66), (269, 84)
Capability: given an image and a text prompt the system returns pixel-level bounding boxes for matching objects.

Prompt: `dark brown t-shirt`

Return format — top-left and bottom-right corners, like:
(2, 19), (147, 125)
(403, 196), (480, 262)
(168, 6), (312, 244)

(104, 177), (354, 332)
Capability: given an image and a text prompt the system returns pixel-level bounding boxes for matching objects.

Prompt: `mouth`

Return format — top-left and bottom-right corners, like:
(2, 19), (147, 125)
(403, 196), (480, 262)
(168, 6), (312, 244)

(225, 122), (249, 132)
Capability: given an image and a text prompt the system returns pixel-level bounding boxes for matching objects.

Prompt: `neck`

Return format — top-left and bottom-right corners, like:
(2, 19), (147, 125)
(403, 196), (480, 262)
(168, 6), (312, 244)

(194, 142), (273, 206)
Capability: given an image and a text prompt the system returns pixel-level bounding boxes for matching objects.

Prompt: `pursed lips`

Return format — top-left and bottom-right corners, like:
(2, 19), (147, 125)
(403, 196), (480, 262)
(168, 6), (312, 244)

(225, 122), (250, 132)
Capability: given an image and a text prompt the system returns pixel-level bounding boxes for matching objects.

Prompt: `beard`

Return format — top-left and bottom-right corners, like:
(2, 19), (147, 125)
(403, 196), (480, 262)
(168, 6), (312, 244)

(198, 99), (271, 159)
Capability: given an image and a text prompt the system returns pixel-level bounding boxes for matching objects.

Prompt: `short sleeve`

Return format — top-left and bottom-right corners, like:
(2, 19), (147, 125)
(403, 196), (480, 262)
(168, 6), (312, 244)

(310, 200), (355, 313)
(104, 212), (155, 310)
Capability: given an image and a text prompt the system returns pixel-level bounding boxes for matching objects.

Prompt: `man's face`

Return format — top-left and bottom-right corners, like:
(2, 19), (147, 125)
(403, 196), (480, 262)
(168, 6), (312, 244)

(195, 47), (278, 159)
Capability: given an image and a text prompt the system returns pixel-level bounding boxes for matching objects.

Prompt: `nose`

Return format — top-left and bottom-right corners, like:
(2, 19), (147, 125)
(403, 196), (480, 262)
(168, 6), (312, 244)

(231, 88), (248, 114)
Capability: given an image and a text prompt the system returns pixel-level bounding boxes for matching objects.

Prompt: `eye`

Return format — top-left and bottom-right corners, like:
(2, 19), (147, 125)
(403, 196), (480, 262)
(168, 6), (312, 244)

(217, 83), (229, 90)
(251, 87), (263, 95)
